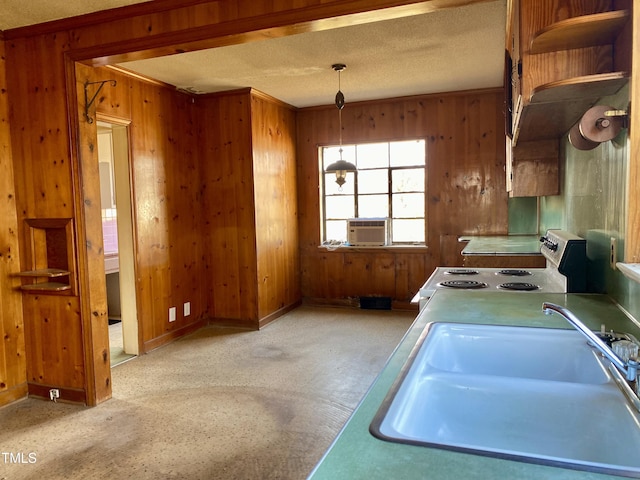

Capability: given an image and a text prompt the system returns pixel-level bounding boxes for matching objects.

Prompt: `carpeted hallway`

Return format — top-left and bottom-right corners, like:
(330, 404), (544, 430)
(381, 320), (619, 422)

(0, 306), (415, 480)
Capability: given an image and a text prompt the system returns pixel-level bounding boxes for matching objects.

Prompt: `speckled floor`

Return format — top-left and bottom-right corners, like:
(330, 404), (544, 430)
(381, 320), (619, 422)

(0, 306), (415, 480)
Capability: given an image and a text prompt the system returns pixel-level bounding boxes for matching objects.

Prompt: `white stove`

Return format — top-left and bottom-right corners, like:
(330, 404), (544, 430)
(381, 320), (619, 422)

(416, 230), (587, 310)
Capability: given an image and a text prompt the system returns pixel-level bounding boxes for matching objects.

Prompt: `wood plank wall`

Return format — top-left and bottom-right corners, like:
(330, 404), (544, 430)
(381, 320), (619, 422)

(250, 93), (301, 324)
(0, 36), (28, 407)
(5, 33), (91, 404)
(2, 0), (502, 406)
(196, 90), (300, 328)
(296, 89), (508, 307)
(197, 92), (259, 326)
(88, 65), (208, 353)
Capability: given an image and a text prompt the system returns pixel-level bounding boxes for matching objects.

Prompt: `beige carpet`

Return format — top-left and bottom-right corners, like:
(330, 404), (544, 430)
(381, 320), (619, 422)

(0, 306), (415, 480)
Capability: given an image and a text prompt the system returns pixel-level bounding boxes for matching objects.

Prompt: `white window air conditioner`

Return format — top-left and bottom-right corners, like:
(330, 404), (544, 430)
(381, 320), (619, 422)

(347, 218), (388, 246)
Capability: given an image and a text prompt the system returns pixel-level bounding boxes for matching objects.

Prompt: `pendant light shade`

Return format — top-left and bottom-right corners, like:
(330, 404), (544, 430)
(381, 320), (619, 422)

(325, 64), (356, 187)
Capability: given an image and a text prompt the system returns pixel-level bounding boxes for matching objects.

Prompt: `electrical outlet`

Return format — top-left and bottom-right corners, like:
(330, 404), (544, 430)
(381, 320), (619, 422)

(169, 306), (177, 322)
(183, 302), (191, 317)
(49, 389), (59, 402)
(610, 237), (617, 270)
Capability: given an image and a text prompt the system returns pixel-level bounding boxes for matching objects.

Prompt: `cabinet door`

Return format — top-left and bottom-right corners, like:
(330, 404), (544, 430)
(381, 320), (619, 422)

(508, 138), (559, 197)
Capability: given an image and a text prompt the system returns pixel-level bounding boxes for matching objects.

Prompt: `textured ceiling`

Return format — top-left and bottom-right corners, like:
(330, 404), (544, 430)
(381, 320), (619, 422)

(1, 0), (507, 108)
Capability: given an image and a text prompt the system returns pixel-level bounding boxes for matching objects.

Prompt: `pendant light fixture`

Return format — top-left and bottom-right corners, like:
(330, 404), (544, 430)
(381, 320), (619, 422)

(325, 63), (356, 187)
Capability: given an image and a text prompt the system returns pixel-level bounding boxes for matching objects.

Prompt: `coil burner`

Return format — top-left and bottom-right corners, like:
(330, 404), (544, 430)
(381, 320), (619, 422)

(437, 280), (488, 289)
(497, 269), (531, 276)
(444, 269), (479, 275)
(498, 282), (540, 291)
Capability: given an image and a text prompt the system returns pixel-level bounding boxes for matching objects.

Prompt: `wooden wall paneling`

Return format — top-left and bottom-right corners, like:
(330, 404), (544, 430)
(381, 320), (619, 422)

(439, 234), (465, 266)
(0, 36), (27, 407)
(393, 252), (430, 306)
(250, 92), (300, 323)
(72, 62), (111, 404)
(23, 295), (85, 392)
(166, 92), (204, 327)
(2, 0), (513, 406)
(94, 65), (205, 353)
(5, 34), (92, 403)
(8, 35), (75, 219)
(297, 90), (508, 305)
(429, 92), (508, 236)
(626, 0), (640, 262)
(199, 92), (259, 326)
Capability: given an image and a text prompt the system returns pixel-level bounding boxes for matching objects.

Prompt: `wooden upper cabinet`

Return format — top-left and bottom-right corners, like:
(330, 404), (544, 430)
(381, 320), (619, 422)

(505, 0), (631, 197)
(510, 0), (631, 145)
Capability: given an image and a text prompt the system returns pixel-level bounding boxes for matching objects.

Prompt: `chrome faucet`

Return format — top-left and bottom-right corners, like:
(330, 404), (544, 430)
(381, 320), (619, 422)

(542, 302), (639, 384)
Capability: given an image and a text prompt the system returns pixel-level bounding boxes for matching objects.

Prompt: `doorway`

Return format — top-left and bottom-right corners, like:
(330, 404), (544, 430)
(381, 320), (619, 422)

(97, 119), (139, 366)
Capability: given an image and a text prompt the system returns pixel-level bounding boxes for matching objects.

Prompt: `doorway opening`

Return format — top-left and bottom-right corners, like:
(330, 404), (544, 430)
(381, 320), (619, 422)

(97, 119), (139, 366)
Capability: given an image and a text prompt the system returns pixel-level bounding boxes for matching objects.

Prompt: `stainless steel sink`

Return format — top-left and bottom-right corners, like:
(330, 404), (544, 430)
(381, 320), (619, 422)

(370, 323), (640, 477)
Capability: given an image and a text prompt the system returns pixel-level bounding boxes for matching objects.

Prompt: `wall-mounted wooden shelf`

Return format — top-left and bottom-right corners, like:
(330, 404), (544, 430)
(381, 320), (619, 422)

(513, 72), (628, 143)
(19, 218), (77, 295)
(14, 268), (72, 292)
(20, 282), (72, 292)
(530, 10), (630, 54)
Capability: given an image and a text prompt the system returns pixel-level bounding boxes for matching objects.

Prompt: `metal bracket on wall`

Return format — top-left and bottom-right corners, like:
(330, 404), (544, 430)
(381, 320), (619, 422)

(84, 79), (117, 124)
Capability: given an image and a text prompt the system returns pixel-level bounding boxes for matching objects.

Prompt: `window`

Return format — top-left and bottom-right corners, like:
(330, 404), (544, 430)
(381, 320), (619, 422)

(320, 139), (426, 245)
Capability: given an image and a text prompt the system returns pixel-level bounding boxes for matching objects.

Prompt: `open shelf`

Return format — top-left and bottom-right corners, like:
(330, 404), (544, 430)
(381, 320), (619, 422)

(15, 268), (71, 278)
(18, 218), (76, 294)
(529, 72), (628, 104)
(20, 282), (72, 292)
(15, 268), (72, 292)
(513, 72), (628, 144)
(530, 10), (630, 54)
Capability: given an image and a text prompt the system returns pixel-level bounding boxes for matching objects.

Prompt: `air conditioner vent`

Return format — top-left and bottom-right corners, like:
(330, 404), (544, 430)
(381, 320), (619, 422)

(347, 218), (389, 246)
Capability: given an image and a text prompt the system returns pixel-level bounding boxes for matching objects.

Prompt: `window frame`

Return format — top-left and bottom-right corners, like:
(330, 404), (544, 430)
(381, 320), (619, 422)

(319, 139), (427, 246)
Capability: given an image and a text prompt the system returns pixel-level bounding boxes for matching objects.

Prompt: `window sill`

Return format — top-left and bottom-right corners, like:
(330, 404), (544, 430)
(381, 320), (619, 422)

(318, 244), (428, 253)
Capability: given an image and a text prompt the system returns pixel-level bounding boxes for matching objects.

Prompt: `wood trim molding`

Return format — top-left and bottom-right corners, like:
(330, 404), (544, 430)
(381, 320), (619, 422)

(50, 1), (469, 66)
(141, 318), (207, 354)
(298, 87), (505, 112)
(2, 0), (212, 39)
(258, 301), (301, 329)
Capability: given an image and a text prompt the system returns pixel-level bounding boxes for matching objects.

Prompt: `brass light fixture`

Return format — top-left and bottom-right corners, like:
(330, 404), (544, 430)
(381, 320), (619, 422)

(325, 63), (356, 187)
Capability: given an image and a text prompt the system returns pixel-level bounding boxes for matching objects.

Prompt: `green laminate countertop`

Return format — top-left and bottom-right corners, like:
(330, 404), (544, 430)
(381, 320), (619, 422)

(308, 290), (640, 480)
(460, 235), (543, 256)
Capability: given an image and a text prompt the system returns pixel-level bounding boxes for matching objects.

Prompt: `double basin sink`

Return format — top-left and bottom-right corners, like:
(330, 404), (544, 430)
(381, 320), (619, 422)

(370, 323), (640, 477)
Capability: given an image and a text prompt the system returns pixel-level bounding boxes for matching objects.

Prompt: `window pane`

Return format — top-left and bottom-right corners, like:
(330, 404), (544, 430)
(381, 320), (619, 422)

(392, 168), (424, 193)
(324, 172), (354, 195)
(356, 143), (389, 169)
(323, 145), (356, 169)
(392, 193), (424, 218)
(358, 169), (388, 194)
(325, 195), (354, 219)
(358, 194), (388, 218)
(390, 140), (425, 167)
(325, 220), (348, 242)
(392, 218), (425, 243)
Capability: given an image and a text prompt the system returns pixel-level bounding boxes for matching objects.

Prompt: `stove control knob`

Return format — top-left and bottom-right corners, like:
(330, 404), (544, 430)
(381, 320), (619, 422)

(540, 236), (558, 251)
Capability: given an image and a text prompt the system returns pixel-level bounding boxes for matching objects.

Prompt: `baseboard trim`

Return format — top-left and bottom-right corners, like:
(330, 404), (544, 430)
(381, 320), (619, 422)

(0, 383), (28, 408)
(142, 318), (206, 354)
(258, 300), (301, 329)
(28, 383), (86, 404)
